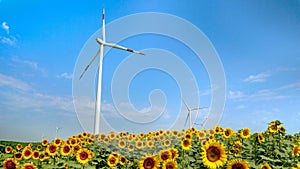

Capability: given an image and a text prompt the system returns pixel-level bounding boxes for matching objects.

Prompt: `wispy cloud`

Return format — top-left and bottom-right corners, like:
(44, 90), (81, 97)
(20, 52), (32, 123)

(2, 22), (9, 34)
(228, 81), (300, 101)
(0, 73), (33, 91)
(11, 56), (47, 77)
(56, 72), (73, 79)
(243, 72), (270, 83)
(1, 21), (17, 46)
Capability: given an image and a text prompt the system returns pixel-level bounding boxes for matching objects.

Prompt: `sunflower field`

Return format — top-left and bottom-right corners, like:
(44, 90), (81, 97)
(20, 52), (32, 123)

(1, 120), (300, 169)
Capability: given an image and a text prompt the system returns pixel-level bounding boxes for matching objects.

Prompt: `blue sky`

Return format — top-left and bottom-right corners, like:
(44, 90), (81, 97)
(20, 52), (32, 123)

(0, 0), (300, 142)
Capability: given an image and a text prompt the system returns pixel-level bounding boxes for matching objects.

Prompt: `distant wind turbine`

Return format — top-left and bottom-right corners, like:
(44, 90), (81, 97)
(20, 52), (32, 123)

(182, 99), (207, 128)
(55, 127), (62, 139)
(79, 7), (145, 134)
(194, 115), (209, 129)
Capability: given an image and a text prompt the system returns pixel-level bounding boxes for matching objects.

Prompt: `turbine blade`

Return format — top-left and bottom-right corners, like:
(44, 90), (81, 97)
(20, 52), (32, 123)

(190, 107), (208, 111)
(184, 113), (190, 127)
(102, 6), (106, 42)
(79, 48), (100, 80)
(104, 43), (145, 55)
(181, 98), (189, 111)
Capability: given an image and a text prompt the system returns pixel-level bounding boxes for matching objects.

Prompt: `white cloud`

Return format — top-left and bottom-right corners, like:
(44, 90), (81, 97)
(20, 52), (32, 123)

(0, 36), (16, 46)
(243, 72), (270, 83)
(0, 73), (33, 91)
(11, 56), (47, 76)
(2, 22), (9, 34)
(228, 90), (245, 99)
(56, 72), (73, 79)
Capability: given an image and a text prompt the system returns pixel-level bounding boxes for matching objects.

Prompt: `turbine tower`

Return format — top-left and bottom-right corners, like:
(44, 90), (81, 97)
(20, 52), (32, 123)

(182, 99), (207, 128)
(79, 7), (144, 134)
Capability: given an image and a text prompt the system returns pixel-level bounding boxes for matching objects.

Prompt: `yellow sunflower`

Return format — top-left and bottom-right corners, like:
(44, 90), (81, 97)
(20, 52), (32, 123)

(139, 155), (159, 169)
(41, 139), (48, 146)
(268, 124), (278, 133)
(292, 163), (300, 169)
(226, 159), (249, 169)
(260, 163), (272, 169)
(63, 163), (68, 168)
(22, 162), (37, 169)
(223, 128), (234, 139)
(158, 149), (172, 162)
(169, 148), (179, 159)
(163, 139), (171, 147)
(46, 144), (58, 157)
(53, 138), (62, 146)
(107, 154), (119, 167)
(76, 148), (93, 165)
(60, 144), (72, 156)
(162, 159), (178, 169)
(32, 151), (40, 160)
(16, 144), (23, 151)
(3, 158), (18, 169)
(181, 139), (192, 150)
(14, 152), (22, 160)
(278, 126), (285, 134)
(292, 145), (300, 156)
(119, 155), (126, 165)
(201, 139), (227, 169)
(22, 147), (32, 160)
(136, 140), (145, 149)
(240, 128), (251, 139)
(118, 139), (126, 149)
(128, 144), (134, 151)
(257, 133), (265, 144)
(5, 146), (12, 154)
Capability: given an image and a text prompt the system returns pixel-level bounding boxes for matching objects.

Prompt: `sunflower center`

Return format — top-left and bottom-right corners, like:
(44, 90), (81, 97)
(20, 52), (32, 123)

(80, 152), (89, 160)
(232, 163), (245, 169)
(24, 150), (31, 156)
(143, 158), (155, 169)
(6, 160), (16, 169)
(49, 145), (57, 153)
(166, 162), (175, 169)
(64, 146), (70, 153)
(183, 140), (190, 147)
(206, 146), (221, 162)
(161, 152), (169, 160)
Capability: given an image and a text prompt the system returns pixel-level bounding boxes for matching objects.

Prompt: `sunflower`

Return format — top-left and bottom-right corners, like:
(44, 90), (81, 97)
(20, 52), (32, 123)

(240, 128), (251, 139)
(234, 141), (242, 152)
(260, 163), (272, 169)
(109, 131), (116, 140)
(107, 154), (119, 167)
(3, 158), (18, 169)
(118, 139), (126, 149)
(201, 139), (227, 169)
(136, 140), (145, 149)
(163, 139), (171, 147)
(158, 149), (172, 162)
(278, 126), (285, 134)
(54, 138), (62, 146)
(21, 162), (37, 169)
(257, 133), (265, 144)
(292, 145), (300, 156)
(5, 146), (12, 154)
(268, 124), (278, 133)
(292, 163), (300, 169)
(14, 152), (22, 160)
(138, 155), (159, 169)
(181, 139), (192, 151)
(41, 139), (48, 146)
(60, 144), (72, 156)
(76, 148), (93, 165)
(119, 156), (126, 165)
(162, 159), (178, 169)
(198, 131), (206, 139)
(169, 148), (179, 159)
(17, 144), (23, 150)
(223, 128), (234, 139)
(147, 140), (155, 148)
(32, 151), (40, 160)
(185, 133), (192, 140)
(22, 148), (32, 160)
(46, 144), (58, 156)
(214, 125), (223, 134)
(69, 138), (78, 146)
(72, 145), (81, 152)
(63, 163), (68, 168)
(128, 144), (134, 151)
(226, 159), (249, 169)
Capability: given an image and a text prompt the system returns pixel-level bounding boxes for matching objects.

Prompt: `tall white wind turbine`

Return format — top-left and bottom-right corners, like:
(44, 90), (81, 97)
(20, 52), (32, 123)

(182, 99), (207, 128)
(79, 7), (145, 134)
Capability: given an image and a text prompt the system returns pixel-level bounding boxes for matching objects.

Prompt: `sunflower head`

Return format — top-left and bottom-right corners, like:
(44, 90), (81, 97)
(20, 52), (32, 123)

(138, 155), (159, 169)
(257, 133), (265, 144)
(3, 158), (18, 169)
(223, 128), (234, 139)
(60, 144), (71, 156)
(292, 145), (300, 156)
(118, 139), (126, 149)
(181, 139), (192, 151)
(226, 159), (249, 169)
(76, 148), (93, 165)
(41, 139), (48, 146)
(22, 162), (37, 169)
(158, 150), (172, 162)
(22, 147), (32, 160)
(162, 159), (178, 169)
(46, 144), (58, 156)
(119, 156), (126, 165)
(5, 146), (12, 154)
(107, 154), (119, 167)
(240, 128), (251, 139)
(201, 139), (227, 169)
(260, 163), (272, 169)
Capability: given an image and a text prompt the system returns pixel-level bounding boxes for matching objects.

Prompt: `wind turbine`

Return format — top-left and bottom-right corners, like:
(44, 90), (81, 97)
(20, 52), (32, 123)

(79, 7), (145, 134)
(194, 115), (209, 129)
(182, 99), (207, 128)
(55, 127), (62, 139)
